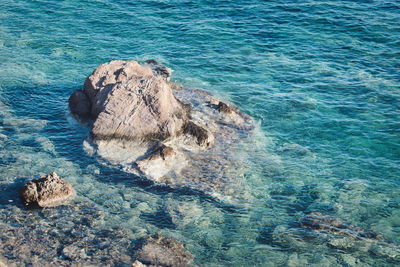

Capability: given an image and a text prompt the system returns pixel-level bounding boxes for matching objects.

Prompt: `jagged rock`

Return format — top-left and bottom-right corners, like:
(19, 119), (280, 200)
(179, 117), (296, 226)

(76, 60), (189, 141)
(68, 89), (91, 118)
(90, 77), (188, 141)
(216, 101), (234, 114)
(19, 172), (75, 207)
(134, 235), (193, 267)
(83, 60), (153, 100)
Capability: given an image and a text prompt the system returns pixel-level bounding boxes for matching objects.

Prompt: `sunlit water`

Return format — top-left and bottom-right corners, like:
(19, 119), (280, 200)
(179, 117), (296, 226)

(0, 0), (399, 266)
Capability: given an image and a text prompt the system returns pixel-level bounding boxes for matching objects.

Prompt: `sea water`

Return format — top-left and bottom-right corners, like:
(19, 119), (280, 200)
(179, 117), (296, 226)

(0, 0), (399, 266)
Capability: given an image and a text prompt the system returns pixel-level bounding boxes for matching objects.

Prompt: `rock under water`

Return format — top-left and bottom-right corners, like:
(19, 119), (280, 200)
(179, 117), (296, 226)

(133, 234), (194, 267)
(258, 212), (400, 264)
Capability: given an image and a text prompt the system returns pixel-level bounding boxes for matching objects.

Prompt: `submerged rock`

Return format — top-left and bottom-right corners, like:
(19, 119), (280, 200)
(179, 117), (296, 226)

(299, 212), (386, 241)
(19, 172), (75, 207)
(69, 60), (254, 200)
(266, 212), (400, 263)
(135, 144), (182, 181)
(0, 202), (136, 266)
(134, 234), (194, 267)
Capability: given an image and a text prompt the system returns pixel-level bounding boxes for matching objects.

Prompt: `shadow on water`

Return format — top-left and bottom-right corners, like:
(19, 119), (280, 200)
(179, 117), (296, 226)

(0, 177), (27, 206)
(0, 83), (246, 214)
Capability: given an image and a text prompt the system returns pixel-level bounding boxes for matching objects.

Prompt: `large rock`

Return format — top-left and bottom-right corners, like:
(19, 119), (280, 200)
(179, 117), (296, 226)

(19, 172), (75, 207)
(70, 60), (255, 201)
(134, 235), (193, 267)
(75, 60), (188, 141)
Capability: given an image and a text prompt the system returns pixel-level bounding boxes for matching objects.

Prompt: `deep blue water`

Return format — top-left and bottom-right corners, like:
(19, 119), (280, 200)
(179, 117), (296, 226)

(0, 0), (400, 266)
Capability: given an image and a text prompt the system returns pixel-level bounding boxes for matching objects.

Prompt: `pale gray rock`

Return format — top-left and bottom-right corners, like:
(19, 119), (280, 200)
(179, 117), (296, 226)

(83, 60), (153, 100)
(74, 60), (189, 141)
(19, 172), (75, 207)
(90, 75), (188, 141)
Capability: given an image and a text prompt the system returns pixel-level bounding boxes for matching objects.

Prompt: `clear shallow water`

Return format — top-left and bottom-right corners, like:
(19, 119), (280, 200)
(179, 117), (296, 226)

(0, 0), (400, 266)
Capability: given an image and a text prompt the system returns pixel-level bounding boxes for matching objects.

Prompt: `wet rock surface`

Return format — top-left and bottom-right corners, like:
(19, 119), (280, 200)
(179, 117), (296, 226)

(70, 60), (254, 201)
(135, 144), (180, 181)
(19, 172), (75, 207)
(134, 234), (194, 267)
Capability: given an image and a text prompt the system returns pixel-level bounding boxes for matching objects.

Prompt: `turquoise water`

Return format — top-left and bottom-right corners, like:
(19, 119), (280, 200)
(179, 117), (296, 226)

(1, 0), (400, 266)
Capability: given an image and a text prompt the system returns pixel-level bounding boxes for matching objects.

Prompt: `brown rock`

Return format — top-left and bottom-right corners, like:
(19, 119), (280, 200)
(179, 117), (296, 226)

(182, 121), (214, 148)
(68, 60), (255, 200)
(217, 101), (233, 114)
(19, 172), (75, 207)
(134, 235), (193, 267)
(144, 144), (176, 161)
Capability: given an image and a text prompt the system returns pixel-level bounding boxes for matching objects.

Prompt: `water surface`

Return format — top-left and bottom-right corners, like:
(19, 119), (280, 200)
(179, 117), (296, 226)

(0, 0), (400, 266)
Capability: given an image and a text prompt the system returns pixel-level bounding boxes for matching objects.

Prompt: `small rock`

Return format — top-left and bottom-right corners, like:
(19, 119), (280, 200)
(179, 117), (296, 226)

(182, 121), (214, 148)
(216, 101), (233, 114)
(134, 234), (193, 267)
(132, 260), (147, 267)
(62, 244), (87, 260)
(19, 172), (75, 207)
(0, 133), (7, 142)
